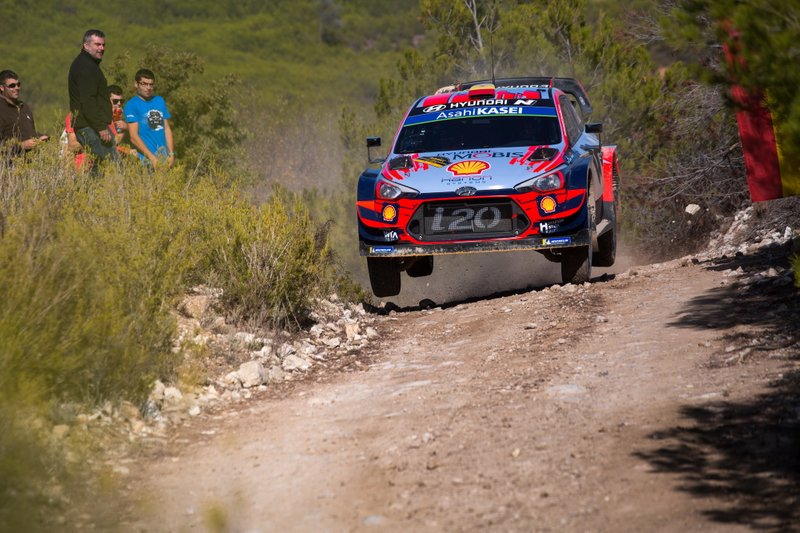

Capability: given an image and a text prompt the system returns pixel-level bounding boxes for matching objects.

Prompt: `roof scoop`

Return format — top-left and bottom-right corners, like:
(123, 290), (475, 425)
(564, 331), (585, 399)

(468, 83), (495, 99)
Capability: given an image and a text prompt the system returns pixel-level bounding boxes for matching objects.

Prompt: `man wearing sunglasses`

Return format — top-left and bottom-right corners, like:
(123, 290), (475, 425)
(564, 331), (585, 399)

(0, 70), (49, 159)
(68, 29), (118, 165)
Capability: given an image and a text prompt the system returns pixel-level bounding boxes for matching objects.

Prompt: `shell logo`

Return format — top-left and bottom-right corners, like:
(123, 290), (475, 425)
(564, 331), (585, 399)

(540, 196), (557, 213)
(382, 204), (397, 222)
(447, 160), (490, 176)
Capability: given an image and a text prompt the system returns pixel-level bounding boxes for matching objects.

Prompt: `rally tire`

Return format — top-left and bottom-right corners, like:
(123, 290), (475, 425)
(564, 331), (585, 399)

(561, 246), (592, 284)
(407, 256), (434, 278)
(367, 257), (401, 297)
(593, 227), (616, 267)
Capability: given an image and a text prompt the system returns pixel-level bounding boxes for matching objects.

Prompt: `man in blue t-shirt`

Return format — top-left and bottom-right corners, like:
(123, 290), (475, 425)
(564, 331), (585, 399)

(124, 68), (174, 168)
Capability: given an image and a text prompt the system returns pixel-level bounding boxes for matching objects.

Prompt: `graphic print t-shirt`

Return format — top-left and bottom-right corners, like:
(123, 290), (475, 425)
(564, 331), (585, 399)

(124, 95), (171, 160)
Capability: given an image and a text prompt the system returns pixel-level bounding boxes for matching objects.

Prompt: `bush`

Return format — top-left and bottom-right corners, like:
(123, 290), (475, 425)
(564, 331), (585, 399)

(0, 141), (351, 526)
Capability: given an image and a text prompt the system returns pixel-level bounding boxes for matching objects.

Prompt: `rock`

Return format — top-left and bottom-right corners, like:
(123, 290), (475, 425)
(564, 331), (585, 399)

(366, 327), (379, 339)
(119, 401), (141, 421)
(163, 386), (183, 405)
(685, 204), (701, 215)
(267, 365), (286, 383)
(234, 332), (256, 345)
(278, 342), (296, 357)
(150, 380), (166, 402)
(299, 341), (317, 357)
(222, 371), (242, 388)
(238, 361), (266, 388)
(188, 405), (201, 417)
(252, 344), (273, 358)
(322, 337), (341, 348)
(283, 354), (312, 372)
(52, 425), (70, 440)
(179, 295), (210, 319)
(345, 322), (360, 340)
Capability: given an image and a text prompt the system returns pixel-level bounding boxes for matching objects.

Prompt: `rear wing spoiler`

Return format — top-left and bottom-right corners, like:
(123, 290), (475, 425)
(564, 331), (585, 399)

(455, 77), (593, 116)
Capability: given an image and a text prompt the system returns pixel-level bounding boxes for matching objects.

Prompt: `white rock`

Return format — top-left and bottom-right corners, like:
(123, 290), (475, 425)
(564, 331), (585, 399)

(278, 342), (296, 357)
(267, 365), (286, 383)
(685, 204), (701, 215)
(223, 371), (242, 388)
(150, 380), (166, 402)
(299, 342), (317, 356)
(234, 332), (256, 345)
(366, 327), (379, 339)
(163, 386), (183, 405)
(283, 354), (312, 372)
(345, 322), (360, 340)
(179, 295), (210, 319)
(322, 337), (341, 348)
(188, 405), (201, 417)
(238, 361), (266, 388)
(252, 344), (273, 358)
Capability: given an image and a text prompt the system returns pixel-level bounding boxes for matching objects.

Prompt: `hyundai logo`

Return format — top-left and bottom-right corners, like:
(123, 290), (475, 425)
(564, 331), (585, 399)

(455, 186), (478, 196)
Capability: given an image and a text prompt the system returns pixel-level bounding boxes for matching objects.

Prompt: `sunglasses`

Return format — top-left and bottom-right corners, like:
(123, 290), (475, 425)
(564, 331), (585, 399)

(111, 98), (123, 105)
(4, 82), (21, 89)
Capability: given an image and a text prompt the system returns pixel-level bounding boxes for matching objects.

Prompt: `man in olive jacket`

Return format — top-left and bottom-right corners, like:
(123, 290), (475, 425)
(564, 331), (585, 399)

(68, 29), (118, 163)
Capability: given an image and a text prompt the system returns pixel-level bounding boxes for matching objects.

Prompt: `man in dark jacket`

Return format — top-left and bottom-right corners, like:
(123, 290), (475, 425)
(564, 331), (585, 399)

(0, 69), (49, 160)
(68, 29), (118, 163)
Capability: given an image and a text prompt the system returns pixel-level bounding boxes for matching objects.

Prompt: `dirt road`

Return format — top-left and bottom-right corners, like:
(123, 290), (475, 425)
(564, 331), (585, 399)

(128, 249), (799, 532)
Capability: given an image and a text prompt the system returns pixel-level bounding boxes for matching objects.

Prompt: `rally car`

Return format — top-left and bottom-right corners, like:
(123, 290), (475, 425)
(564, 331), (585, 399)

(356, 77), (619, 297)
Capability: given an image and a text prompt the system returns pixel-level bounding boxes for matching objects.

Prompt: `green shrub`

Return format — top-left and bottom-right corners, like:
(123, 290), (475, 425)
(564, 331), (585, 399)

(0, 142), (352, 526)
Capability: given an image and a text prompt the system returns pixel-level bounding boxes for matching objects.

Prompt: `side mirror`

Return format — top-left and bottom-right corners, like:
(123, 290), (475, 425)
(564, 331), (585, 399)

(366, 137), (385, 164)
(585, 123), (603, 134)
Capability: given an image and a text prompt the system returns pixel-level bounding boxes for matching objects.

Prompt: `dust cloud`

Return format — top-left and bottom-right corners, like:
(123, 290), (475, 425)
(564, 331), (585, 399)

(371, 242), (647, 308)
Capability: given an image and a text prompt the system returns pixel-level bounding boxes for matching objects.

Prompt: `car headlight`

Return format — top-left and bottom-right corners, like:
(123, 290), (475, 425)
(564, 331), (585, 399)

(514, 166), (566, 193)
(376, 179), (419, 200)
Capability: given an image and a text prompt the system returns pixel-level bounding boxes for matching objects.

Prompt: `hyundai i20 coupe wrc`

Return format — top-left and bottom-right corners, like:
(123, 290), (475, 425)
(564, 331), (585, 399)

(356, 77), (619, 297)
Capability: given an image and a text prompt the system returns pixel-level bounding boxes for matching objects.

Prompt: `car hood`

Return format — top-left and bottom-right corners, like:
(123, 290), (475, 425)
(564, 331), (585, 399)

(381, 146), (565, 195)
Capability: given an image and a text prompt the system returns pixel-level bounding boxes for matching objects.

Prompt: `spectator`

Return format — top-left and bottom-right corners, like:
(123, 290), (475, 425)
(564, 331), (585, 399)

(107, 84), (136, 157)
(61, 85), (135, 170)
(125, 69), (174, 168)
(68, 29), (118, 164)
(59, 111), (88, 170)
(0, 70), (49, 160)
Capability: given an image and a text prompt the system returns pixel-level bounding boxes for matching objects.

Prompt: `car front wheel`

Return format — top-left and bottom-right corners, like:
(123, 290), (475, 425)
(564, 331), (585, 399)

(561, 245), (592, 284)
(367, 257), (402, 297)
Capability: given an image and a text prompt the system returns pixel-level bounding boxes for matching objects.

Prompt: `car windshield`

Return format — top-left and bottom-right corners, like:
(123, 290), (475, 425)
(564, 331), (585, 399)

(394, 116), (562, 154)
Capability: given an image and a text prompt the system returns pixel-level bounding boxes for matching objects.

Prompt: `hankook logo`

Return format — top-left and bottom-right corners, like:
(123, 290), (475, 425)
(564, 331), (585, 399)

(455, 186), (478, 196)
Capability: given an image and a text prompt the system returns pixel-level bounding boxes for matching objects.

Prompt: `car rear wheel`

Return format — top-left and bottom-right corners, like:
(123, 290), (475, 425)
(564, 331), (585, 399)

(593, 227), (616, 267)
(367, 257), (401, 297)
(406, 256), (434, 278)
(561, 246), (592, 284)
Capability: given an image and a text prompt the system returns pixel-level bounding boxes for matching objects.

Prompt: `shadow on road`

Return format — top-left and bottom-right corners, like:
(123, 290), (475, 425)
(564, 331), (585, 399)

(635, 243), (800, 531)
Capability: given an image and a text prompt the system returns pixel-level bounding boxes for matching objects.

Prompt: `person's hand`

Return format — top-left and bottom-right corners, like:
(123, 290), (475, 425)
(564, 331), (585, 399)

(167, 155), (175, 168)
(114, 121), (127, 131)
(21, 138), (39, 150)
(148, 154), (159, 168)
(99, 129), (112, 143)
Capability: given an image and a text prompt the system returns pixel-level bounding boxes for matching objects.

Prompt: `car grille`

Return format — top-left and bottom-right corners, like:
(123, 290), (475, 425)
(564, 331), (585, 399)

(406, 198), (529, 241)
